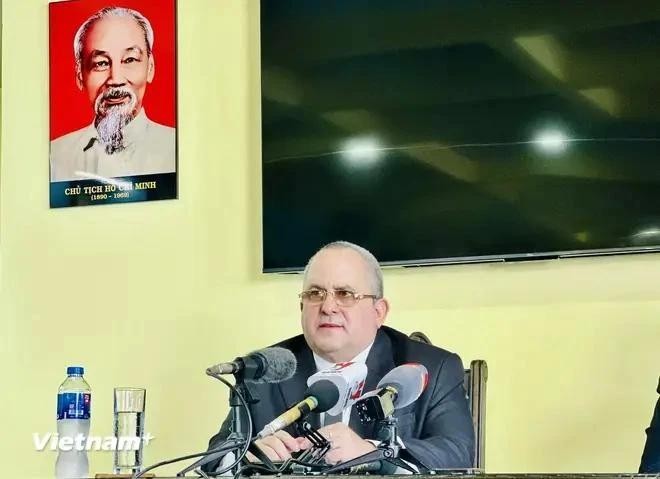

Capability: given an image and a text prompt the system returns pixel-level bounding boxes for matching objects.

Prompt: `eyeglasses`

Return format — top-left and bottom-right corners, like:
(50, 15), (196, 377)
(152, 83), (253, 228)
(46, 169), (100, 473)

(298, 288), (379, 308)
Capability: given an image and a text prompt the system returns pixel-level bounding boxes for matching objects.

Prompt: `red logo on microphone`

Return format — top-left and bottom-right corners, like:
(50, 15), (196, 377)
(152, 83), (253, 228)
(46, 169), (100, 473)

(350, 380), (366, 399)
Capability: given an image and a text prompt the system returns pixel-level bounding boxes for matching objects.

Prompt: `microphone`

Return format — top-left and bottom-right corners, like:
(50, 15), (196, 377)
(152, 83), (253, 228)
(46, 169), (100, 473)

(257, 362), (368, 438)
(307, 361), (367, 415)
(355, 363), (428, 422)
(256, 379), (339, 438)
(205, 347), (296, 383)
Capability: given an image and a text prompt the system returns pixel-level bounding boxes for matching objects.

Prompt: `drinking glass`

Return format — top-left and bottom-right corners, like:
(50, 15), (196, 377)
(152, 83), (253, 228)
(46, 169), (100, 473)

(113, 387), (146, 474)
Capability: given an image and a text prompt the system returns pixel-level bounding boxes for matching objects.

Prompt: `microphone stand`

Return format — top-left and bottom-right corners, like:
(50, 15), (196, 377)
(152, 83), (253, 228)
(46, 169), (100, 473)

(323, 416), (417, 474)
(177, 373), (273, 477)
(284, 420), (332, 474)
(227, 373), (278, 475)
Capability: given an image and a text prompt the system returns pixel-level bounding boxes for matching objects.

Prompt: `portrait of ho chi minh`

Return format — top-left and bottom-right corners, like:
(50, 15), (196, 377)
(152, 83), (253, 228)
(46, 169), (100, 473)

(50, 5), (176, 182)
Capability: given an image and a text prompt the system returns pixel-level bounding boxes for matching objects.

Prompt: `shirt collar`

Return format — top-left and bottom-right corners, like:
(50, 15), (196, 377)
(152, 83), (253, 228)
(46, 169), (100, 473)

(83, 108), (150, 151)
(312, 341), (374, 372)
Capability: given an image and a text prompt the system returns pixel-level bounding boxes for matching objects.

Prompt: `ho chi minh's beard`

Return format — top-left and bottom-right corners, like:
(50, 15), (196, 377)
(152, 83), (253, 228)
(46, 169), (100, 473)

(94, 87), (138, 155)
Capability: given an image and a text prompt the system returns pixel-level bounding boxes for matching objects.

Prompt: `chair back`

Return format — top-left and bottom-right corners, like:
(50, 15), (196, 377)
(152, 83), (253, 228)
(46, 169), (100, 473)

(409, 331), (488, 470)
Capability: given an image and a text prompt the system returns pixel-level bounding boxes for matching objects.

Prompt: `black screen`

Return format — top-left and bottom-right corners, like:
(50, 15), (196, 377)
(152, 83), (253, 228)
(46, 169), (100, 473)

(261, 0), (660, 271)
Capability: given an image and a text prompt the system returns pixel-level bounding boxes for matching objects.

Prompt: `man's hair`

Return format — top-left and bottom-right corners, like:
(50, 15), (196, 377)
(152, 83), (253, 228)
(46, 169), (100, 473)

(74, 7), (154, 72)
(303, 241), (384, 298)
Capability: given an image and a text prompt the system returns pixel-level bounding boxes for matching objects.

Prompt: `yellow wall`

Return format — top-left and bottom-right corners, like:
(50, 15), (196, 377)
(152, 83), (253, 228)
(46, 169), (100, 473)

(1, 1), (659, 477)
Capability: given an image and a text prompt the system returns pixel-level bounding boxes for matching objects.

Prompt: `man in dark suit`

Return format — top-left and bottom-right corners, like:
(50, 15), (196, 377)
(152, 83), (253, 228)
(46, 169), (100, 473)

(639, 377), (660, 473)
(206, 241), (474, 470)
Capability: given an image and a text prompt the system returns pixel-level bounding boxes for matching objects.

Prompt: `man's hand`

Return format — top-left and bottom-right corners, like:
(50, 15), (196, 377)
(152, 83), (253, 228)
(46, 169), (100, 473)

(249, 430), (300, 462)
(297, 423), (376, 465)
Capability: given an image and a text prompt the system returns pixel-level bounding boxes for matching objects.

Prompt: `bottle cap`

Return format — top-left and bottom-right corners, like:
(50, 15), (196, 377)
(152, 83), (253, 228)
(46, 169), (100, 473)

(67, 366), (84, 375)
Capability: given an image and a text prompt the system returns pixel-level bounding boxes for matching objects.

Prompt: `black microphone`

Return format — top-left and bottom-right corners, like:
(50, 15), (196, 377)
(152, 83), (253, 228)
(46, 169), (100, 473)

(205, 347), (296, 383)
(257, 379), (340, 438)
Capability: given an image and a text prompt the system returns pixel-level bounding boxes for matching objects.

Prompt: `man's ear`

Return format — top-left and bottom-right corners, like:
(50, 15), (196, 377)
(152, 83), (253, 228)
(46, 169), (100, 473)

(76, 67), (83, 91)
(374, 298), (389, 327)
(147, 56), (155, 83)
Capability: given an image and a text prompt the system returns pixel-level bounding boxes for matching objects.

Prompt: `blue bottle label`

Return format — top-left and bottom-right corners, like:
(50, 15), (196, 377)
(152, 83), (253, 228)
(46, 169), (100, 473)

(57, 392), (91, 419)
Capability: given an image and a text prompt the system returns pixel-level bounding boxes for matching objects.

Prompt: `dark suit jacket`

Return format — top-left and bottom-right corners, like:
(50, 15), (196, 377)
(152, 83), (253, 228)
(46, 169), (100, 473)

(639, 378), (660, 473)
(205, 326), (475, 471)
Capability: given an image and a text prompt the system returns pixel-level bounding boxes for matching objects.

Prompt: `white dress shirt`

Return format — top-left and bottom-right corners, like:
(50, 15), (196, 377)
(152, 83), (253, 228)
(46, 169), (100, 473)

(50, 108), (176, 181)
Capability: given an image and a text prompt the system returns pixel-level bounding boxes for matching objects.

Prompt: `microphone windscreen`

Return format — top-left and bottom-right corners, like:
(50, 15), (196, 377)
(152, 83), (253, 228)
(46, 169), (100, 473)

(247, 347), (297, 383)
(376, 363), (428, 409)
(305, 379), (340, 412)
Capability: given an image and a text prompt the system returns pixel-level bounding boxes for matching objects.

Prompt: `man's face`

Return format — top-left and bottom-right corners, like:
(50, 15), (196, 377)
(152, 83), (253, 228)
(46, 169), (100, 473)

(301, 248), (388, 363)
(77, 15), (154, 121)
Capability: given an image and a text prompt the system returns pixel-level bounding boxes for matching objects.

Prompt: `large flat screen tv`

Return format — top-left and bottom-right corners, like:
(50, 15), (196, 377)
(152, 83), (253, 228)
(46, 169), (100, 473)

(261, 1), (660, 272)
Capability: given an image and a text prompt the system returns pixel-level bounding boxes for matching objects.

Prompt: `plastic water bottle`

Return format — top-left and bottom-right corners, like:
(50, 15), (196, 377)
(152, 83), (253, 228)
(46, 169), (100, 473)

(56, 366), (91, 479)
